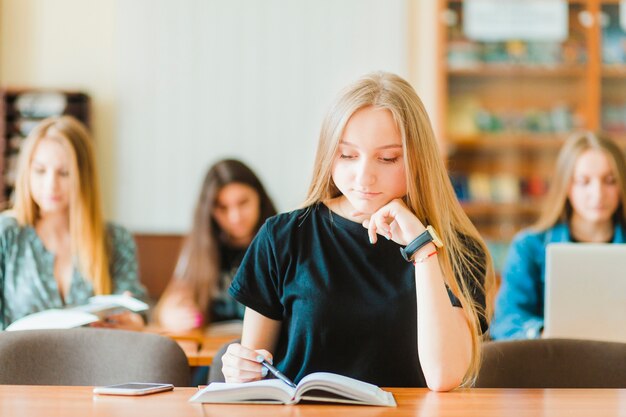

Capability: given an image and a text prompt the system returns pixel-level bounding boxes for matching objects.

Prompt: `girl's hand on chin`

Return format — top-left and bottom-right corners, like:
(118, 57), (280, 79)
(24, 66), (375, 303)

(354, 198), (426, 245)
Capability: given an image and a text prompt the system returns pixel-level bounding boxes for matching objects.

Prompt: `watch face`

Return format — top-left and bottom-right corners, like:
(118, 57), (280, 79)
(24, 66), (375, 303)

(427, 225), (444, 248)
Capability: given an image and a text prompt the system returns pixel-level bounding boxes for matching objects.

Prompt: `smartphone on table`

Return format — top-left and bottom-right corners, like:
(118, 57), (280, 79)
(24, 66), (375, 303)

(93, 382), (174, 396)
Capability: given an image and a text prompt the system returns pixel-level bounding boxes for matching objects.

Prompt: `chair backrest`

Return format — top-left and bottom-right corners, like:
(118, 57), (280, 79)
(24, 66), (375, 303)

(0, 328), (190, 386)
(476, 338), (626, 388)
(207, 338), (240, 383)
(133, 233), (183, 300)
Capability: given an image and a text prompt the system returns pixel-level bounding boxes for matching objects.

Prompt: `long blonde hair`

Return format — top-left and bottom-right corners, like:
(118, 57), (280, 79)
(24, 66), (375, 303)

(533, 131), (626, 231)
(13, 115), (112, 295)
(302, 71), (495, 386)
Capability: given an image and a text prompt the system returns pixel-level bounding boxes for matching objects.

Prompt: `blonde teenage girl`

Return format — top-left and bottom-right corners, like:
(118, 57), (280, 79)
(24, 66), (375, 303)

(221, 72), (495, 391)
(492, 132), (626, 340)
(0, 116), (146, 330)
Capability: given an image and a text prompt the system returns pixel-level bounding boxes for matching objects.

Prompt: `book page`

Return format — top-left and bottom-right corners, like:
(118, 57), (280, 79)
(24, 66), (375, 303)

(295, 372), (396, 406)
(5, 310), (99, 331)
(188, 379), (296, 404)
(85, 295), (149, 312)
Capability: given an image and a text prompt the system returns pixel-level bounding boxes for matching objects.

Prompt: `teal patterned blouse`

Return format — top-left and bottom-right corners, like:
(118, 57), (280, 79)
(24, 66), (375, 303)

(0, 214), (146, 330)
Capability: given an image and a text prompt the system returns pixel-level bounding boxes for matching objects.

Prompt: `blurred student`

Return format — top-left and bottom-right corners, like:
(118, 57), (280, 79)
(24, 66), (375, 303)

(155, 159), (277, 331)
(492, 132), (626, 340)
(0, 116), (146, 330)
(220, 72), (495, 391)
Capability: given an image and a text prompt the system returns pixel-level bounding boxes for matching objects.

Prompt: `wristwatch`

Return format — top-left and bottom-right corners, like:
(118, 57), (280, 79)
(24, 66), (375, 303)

(399, 225), (444, 262)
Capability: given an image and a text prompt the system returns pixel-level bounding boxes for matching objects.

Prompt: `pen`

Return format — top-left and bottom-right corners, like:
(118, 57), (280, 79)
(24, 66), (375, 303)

(259, 358), (296, 389)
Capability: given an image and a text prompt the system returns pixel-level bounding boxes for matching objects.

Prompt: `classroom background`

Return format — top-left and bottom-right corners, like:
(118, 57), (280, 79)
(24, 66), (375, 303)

(2, 0), (626, 287)
(3, 3), (626, 413)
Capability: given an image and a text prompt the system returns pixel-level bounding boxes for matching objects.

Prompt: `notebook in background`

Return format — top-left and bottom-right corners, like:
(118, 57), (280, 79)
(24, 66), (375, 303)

(544, 243), (626, 343)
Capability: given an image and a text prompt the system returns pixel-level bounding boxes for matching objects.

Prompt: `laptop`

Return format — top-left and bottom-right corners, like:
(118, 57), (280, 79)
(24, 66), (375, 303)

(544, 243), (626, 343)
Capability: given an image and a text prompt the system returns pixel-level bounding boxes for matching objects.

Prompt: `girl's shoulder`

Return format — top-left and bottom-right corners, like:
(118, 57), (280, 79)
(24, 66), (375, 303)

(0, 212), (19, 228)
(0, 212), (23, 242)
(257, 206), (330, 249)
(263, 206), (316, 233)
(512, 228), (546, 243)
(104, 222), (135, 247)
(509, 225), (559, 253)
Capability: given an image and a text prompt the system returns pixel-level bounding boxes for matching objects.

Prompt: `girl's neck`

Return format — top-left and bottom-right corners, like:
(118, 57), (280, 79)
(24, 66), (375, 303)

(226, 234), (253, 249)
(569, 215), (614, 243)
(326, 196), (369, 223)
(36, 211), (70, 237)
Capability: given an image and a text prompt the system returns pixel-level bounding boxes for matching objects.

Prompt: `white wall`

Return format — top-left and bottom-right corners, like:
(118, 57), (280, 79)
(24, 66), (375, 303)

(1, 0), (440, 233)
(115, 0), (407, 232)
(0, 0), (118, 218)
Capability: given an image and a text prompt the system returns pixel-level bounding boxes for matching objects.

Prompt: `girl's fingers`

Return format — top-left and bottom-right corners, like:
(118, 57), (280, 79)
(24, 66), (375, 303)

(223, 344), (265, 371)
(221, 369), (264, 383)
(222, 354), (267, 382)
(357, 199), (426, 245)
(355, 210), (389, 238)
(222, 343), (268, 383)
(368, 218), (378, 244)
(225, 343), (265, 363)
(367, 212), (394, 243)
(254, 349), (273, 364)
(103, 312), (145, 330)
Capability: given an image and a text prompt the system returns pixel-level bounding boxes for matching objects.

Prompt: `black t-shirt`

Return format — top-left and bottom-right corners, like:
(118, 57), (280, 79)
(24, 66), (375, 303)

(229, 204), (487, 387)
(211, 245), (247, 323)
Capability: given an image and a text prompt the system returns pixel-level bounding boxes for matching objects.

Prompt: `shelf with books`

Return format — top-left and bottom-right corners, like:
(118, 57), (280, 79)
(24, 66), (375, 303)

(448, 66), (587, 78)
(445, 0), (589, 3)
(448, 133), (571, 152)
(460, 201), (543, 218)
(0, 89), (90, 210)
(601, 2), (626, 133)
(444, 3), (588, 71)
(602, 65), (626, 77)
(437, 0), (602, 273)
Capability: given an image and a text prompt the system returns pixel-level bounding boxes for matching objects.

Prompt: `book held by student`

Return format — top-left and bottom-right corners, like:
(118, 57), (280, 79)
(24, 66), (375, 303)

(5, 295), (148, 331)
(189, 372), (397, 406)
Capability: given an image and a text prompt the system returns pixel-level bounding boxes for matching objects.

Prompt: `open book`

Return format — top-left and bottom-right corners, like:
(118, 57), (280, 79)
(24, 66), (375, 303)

(5, 295), (149, 331)
(188, 372), (397, 407)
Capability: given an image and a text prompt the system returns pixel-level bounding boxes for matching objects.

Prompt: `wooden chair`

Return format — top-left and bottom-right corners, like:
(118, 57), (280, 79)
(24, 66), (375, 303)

(476, 338), (626, 388)
(133, 233), (183, 301)
(0, 328), (191, 386)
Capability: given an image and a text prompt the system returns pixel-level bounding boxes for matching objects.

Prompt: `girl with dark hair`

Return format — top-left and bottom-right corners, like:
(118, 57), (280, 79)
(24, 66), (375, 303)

(155, 159), (277, 331)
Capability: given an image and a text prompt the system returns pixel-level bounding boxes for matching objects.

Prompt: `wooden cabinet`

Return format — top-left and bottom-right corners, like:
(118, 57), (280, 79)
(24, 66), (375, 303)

(438, 0), (626, 270)
(0, 89), (90, 210)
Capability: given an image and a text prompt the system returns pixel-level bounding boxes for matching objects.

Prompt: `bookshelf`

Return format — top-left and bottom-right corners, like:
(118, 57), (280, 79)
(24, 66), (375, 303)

(601, 1), (626, 138)
(438, 0), (626, 271)
(0, 89), (90, 210)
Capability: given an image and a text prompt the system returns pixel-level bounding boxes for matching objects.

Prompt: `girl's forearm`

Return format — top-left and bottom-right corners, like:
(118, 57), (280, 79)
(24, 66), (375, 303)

(415, 259), (473, 391)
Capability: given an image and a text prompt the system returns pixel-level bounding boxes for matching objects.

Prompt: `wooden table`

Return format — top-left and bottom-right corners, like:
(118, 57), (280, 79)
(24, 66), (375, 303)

(187, 333), (238, 366)
(145, 323), (240, 366)
(1, 386), (624, 417)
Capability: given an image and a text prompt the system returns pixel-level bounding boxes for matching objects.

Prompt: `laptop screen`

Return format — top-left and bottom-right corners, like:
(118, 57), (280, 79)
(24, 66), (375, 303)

(544, 243), (626, 343)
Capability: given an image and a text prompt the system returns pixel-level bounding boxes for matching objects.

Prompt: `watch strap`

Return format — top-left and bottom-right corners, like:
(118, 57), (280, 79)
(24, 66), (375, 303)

(399, 228), (433, 262)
